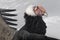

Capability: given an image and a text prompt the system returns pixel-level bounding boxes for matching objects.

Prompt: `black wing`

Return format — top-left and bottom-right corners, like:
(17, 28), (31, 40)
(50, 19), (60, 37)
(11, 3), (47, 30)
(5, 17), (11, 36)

(0, 9), (17, 26)
(5, 21), (17, 26)
(1, 13), (17, 16)
(0, 9), (16, 12)
(2, 17), (17, 21)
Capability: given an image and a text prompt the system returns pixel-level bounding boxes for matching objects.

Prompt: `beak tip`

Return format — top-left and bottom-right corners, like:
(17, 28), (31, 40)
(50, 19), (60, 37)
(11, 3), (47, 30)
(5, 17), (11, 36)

(43, 12), (48, 17)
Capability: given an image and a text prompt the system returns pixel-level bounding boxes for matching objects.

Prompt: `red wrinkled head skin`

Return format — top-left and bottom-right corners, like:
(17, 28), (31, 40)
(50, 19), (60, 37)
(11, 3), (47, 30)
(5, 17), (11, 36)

(33, 4), (47, 16)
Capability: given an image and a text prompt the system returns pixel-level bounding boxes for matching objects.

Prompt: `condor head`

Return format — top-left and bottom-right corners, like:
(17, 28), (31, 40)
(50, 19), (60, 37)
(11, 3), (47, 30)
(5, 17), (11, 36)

(25, 4), (48, 17)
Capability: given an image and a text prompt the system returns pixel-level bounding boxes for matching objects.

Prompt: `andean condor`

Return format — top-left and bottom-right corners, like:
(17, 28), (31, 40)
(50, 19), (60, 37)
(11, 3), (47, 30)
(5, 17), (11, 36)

(12, 4), (59, 40)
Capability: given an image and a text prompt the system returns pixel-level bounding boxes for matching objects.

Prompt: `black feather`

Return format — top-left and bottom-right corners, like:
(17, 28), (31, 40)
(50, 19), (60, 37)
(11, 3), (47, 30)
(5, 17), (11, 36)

(0, 9), (16, 12)
(1, 13), (17, 16)
(2, 17), (17, 21)
(5, 21), (17, 26)
(0, 9), (17, 26)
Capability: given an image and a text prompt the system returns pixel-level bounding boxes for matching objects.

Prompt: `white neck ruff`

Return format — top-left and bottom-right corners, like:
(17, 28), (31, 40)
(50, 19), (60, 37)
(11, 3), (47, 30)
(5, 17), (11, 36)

(25, 5), (37, 16)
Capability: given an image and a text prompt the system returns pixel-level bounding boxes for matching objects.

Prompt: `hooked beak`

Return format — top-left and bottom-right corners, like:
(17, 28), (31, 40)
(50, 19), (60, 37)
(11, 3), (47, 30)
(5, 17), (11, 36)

(43, 12), (48, 17)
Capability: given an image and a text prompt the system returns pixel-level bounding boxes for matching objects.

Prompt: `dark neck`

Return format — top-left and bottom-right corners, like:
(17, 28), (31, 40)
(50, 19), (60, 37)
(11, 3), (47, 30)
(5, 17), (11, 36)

(23, 13), (47, 35)
(24, 13), (42, 24)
